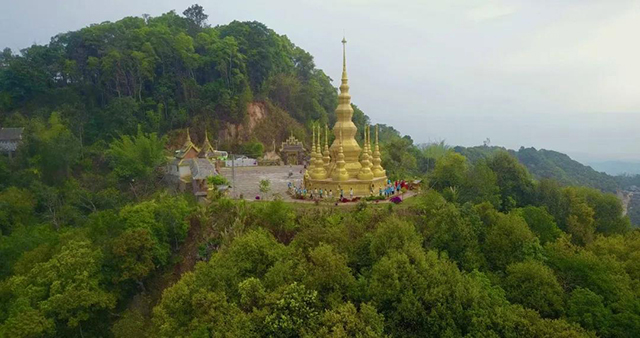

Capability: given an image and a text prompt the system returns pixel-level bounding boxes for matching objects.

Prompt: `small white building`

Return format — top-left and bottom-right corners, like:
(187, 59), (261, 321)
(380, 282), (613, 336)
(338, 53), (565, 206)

(0, 128), (24, 158)
(225, 155), (258, 167)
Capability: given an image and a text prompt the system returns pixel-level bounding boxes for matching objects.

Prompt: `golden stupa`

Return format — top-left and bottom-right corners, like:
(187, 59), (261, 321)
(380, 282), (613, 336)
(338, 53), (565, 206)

(303, 37), (387, 196)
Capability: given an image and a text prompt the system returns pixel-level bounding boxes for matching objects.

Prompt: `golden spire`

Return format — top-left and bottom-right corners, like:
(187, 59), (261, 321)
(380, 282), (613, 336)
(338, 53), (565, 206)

(309, 126), (317, 171)
(339, 37), (350, 108)
(330, 36), (361, 177)
(317, 124), (322, 156)
(322, 124), (331, 167)
(316, 124), (327, 178)
(182, 128), (200, 153)
(342, 36), (347, 80)
(311, 124), (327, 179)
(363, 124), (369, 155)
(366, 125), (373, 169)
(333, 129), (349, 181)
(186, 128), (192, 145)
(198, 129), (215, 158)
(358, 123), (373, 180)
(371, 124), (386, 177)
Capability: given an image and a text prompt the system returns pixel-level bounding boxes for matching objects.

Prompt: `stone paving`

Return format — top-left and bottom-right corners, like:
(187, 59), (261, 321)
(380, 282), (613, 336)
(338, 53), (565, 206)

(218, 164), (417, 205)
(219, 165), (305, 200)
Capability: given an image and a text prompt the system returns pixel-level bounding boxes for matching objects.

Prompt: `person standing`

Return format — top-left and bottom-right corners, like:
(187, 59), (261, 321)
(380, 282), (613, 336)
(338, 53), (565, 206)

(349, 187), (354, 199)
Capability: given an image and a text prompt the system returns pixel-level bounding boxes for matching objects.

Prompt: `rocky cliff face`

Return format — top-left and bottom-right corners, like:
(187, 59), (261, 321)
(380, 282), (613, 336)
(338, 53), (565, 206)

(218, 102), (268, 143)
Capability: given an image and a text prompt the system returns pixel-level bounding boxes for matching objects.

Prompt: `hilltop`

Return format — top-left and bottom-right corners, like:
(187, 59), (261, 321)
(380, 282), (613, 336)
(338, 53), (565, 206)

(455, 146), (619, 192)
(1, 6), (640, 338)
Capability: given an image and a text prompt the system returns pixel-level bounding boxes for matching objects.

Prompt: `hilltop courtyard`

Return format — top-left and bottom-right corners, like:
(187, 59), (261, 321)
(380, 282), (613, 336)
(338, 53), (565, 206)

(219, 165), (305, 200)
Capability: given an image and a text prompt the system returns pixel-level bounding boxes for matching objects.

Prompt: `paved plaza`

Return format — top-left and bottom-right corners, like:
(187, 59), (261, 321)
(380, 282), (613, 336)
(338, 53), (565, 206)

(219, 165), (304, 200)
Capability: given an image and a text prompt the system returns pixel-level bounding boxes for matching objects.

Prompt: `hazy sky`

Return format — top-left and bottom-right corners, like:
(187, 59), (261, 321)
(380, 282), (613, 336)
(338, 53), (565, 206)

(2, 0), (640, 163)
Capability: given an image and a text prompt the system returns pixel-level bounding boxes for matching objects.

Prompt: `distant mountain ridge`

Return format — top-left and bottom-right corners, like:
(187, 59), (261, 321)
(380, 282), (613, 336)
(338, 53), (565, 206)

(587, 161), (640, 176)
(454, 145), (619, 192)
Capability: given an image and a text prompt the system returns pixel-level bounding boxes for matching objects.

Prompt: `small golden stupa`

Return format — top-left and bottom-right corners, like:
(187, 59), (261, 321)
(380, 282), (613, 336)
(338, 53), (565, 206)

(303, 37), (387, 196)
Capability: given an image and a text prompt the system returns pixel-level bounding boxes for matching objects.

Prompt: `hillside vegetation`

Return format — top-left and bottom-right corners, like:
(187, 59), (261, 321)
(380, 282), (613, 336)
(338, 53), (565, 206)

(455, 146), (619, 192)
(1, 5), (640, 338)
(0, 5), (343, 149)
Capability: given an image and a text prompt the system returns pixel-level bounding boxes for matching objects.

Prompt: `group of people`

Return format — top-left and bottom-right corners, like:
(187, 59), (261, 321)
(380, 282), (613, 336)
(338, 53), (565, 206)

(289, 182), (353, 200)
(380, 179), (407, 198)
(288, 179), (408, 202)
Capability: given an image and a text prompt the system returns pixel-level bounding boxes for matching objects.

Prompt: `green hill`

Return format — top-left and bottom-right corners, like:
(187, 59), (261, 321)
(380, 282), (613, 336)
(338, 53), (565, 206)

(0, 6), (345, 150)
(1, 6), (640, 338)
(454, 146), (619, 192)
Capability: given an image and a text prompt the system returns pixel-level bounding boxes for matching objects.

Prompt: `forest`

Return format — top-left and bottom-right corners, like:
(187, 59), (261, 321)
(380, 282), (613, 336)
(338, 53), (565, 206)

(1, 5), (640, 338)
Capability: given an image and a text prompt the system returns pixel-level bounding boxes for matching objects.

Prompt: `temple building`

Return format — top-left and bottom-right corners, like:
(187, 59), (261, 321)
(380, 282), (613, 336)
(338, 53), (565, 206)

(167, 129), (221, 198)
(280, 132), (306, 165)
(303, 38), (387, 196)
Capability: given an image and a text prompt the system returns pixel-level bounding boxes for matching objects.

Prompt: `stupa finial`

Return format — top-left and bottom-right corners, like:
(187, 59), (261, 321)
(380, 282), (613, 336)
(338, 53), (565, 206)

(322, 124), (331, 167)
(317, 124), (321, 154)
(342, 36), (347, 74)
(333, 129), (349, 181)
(309, 126), (317, 171)
(367, 125), (373, 168)
(358, 123), (373, 180)
(371, 124), (386, 178)
(325, 124), (329, 147)
(312, 123), (328, 179)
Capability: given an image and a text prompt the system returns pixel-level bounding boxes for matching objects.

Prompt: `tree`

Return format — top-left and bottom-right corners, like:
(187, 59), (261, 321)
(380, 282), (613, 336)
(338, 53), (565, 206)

(304, 244), (355, 306)
(106, 126), (167, 182)
(487, 151), (534, 211)
(566, 287), (611, 334)
(27, 112), (82, 185)
(380, 135), (419, 180)
(316, 302), (385, 338)
(119, 194), (192, 266)
(580, 187), (630, 235)
(418, 140), (451, 173)
(243, 140), (265, 158)
(484, 213), (539, 270)
(259, 179), (271, 199)
(502, 260), (564, 318)
(152, 273), (252, 337)
(183, 4), (209, 29)
(564, 188), (596, 246)
(264, 282), (320, 337)
(422, 202), (484, 271)
(517, 206), (562, 245)
(430, 152), (468, 192)
(3, 240), (115, 336)
(207, 175), (228, 187)
(460, 159), (501, 208)
(546, 236), (634, 306)
(0, 187), (35, 236)
(111, 228), (156, 286)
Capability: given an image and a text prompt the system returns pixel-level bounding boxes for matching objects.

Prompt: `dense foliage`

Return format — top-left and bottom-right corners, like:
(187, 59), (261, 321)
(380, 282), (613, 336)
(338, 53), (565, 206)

(455, 146), (619, 192)
(0, 5), (337, 150)
(1, 5), (640, 338)
(146, 152), (638, 337)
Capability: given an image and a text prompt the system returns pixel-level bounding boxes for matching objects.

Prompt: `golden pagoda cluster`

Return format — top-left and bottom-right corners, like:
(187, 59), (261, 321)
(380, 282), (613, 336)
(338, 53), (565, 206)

(303, 38), (387, 196)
